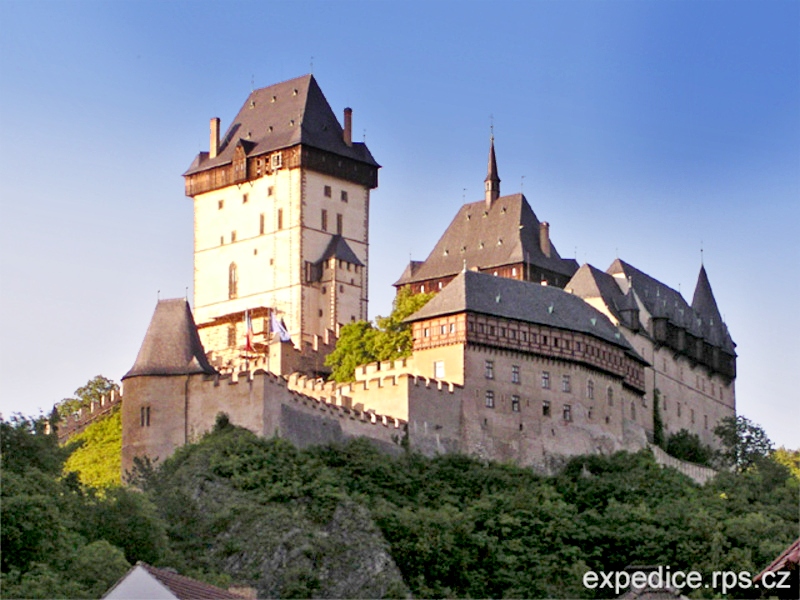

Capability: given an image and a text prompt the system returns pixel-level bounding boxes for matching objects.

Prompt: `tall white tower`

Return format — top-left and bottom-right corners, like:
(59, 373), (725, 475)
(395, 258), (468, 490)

(183, 75), (379, 371)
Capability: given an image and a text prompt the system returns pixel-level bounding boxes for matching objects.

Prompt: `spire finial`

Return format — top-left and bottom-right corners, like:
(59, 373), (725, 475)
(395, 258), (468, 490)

(484, 130), (500, 208)
(700, 241), (704, 265)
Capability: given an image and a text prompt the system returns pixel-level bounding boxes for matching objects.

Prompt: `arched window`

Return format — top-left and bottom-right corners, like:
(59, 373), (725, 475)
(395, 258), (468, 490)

(587, 380), (595, 400)
(228, 263), (238, 299)
(631, 402), (636, 420)
(607, 387), (614, 406)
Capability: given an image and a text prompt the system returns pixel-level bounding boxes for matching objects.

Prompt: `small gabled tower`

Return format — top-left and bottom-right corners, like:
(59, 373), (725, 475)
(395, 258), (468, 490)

(484, 136), (500, 208)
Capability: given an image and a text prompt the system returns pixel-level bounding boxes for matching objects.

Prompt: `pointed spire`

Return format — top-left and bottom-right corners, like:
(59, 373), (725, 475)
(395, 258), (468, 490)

(691, 264), (722, 324)
(484, 135), (500, 208)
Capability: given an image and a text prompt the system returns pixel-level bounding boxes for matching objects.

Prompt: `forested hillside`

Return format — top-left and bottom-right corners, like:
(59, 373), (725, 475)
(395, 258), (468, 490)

(2, 411), (797, 599)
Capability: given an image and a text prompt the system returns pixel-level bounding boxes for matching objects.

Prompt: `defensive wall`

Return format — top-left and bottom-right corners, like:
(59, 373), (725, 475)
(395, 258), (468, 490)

(51, 390), (122, 443)
(121, 364), (406, 476)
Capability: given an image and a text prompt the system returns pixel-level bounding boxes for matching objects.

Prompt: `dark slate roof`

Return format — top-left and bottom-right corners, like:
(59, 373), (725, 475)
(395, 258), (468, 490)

(407, 270), (644, 361)
(185, 74), (378, 176)
(393, 261), (424, 286)
(485, 137), (500, 184)
(105, 562), (244, 599)
(566, 263), (630, 322)
(123, 299), (216, 380)
(607, 259), (734, 352)
(396, 193), (578, 285)
(318, 234), (363, 266)
(692, 265), (723, 326)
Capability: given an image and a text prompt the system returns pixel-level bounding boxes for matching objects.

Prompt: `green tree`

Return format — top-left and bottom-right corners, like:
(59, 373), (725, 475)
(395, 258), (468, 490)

(665, 429), (714, 466)
(714, 415), (773, 471)
(63, 408), (122, 488)
(55, 374), (119, 418)
(326, 287), (435, 382)
(652, 389), (665, 447)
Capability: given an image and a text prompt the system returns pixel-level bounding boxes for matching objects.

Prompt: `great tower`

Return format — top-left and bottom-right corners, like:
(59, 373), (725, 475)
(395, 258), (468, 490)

(183, 75), (379, 372)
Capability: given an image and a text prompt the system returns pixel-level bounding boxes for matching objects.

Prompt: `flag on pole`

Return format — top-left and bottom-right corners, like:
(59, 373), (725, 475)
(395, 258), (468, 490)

(270, 310), (291, 343)
(244, 310), (255, 353)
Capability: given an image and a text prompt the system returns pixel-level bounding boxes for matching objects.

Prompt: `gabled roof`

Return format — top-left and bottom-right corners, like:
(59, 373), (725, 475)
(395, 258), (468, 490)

(184, 74), (378, 176)
(318, 234), (363, 266)
(104, 562), (244, 599)
(755, 537), (800, 582)
(397, 193), (577, 286)
(607, 259), (734, 352)
(566, 263), (630, 321)
(407, 270), (644, 361)
(123, 299), (216, 380)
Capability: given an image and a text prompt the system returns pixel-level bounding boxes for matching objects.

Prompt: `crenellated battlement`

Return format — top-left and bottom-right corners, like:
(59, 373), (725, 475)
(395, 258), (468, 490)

(54, 390), (122, 443)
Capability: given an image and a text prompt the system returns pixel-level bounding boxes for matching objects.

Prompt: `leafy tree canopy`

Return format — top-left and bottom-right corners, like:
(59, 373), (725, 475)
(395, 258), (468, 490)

(714, 415), (773, 472)
(55, 374), (119, 417)
(325, 287), (435, 382)
(665, 429), (715, 467)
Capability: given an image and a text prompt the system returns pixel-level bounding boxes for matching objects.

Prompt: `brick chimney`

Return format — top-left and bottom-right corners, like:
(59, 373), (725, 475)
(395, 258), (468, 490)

(539, 222), (551, 258)
(210, 117), (220, 158)
(343, 108), (353, 147)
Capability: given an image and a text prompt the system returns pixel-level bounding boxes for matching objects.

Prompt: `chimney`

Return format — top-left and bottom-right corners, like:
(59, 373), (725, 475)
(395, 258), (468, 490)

(343, 107), (353, 147)
(210, 117), (220, 158)
(539, 222), (551, 258)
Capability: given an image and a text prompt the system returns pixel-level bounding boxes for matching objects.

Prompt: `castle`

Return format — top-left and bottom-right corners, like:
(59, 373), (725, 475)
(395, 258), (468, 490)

(119, 75), (736, 476)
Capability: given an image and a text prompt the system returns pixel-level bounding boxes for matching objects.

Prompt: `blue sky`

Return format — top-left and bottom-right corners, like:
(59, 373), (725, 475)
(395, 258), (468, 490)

(1, 1), (797, 448)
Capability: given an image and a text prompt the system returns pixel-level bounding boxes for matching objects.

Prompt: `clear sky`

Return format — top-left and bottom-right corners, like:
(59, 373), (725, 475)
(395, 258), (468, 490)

(1, 1), (797, 448)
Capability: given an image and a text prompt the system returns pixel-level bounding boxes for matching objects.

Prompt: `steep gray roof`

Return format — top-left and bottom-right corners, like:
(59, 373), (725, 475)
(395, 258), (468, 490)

(123, 299), (216, 380)
(319, 234), (363, 266)
(185, 74), (378, 176)
(607, 259), (734, 352)
(566, 263), (630, 322)
(407, 270), (644, 361)
(396, 193), (578, 285)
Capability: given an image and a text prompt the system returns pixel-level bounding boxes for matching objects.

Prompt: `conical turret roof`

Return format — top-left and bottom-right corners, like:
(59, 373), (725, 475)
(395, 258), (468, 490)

(123, 299), (216, 379)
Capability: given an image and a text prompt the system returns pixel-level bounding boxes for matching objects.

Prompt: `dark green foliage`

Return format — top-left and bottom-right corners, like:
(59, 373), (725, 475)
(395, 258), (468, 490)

(325, 287), (435, 382)
(714, 415), (774, 471)
(0, 413), (160, 599)
(666, 429), (715, 466)
(652, 388), (665, 447)
(5, 407), (797, 599)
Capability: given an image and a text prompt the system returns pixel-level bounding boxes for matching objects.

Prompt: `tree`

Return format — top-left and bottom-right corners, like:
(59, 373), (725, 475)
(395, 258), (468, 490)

(325, 287), (435, 382)
(55, 375), (119, 417)
(665, 429), (714, 467)
(652, 389), (665, 447)
(714, 415), (773, 472)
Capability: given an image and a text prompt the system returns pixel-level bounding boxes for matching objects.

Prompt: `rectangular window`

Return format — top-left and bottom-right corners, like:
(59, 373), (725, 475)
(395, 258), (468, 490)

(542, 400), (551, 417)
(268, 186), (274, 196)
(140, 406), (151, 427)
(341, 190), (348, 202)
(259, 213), (265, 235)
(324, 185), (332, 198)
(277, 208), (283, 230)
(485, 390), (495, 408)
(562, 374), (571, 393)
(423, 327), (430, 338)
(433, 361), (445, 379)
(218, 199), (224, 210)
(449, 323), (455, 333)
(511, 395), (520, 413)
(242, 193), (248, 204)
(485, 360), (494, 379)
(231, 230), (236, 243)
(704, 414), (708, 430)
(542, 371), (550, 389)
(511, 365), (520, 384)
(321, 209), (328, 231)
(336, 213), (343, 235)
(440, 325), (447, 335)
(227, 325), (236, 348)
(563, 404), (572, 422)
